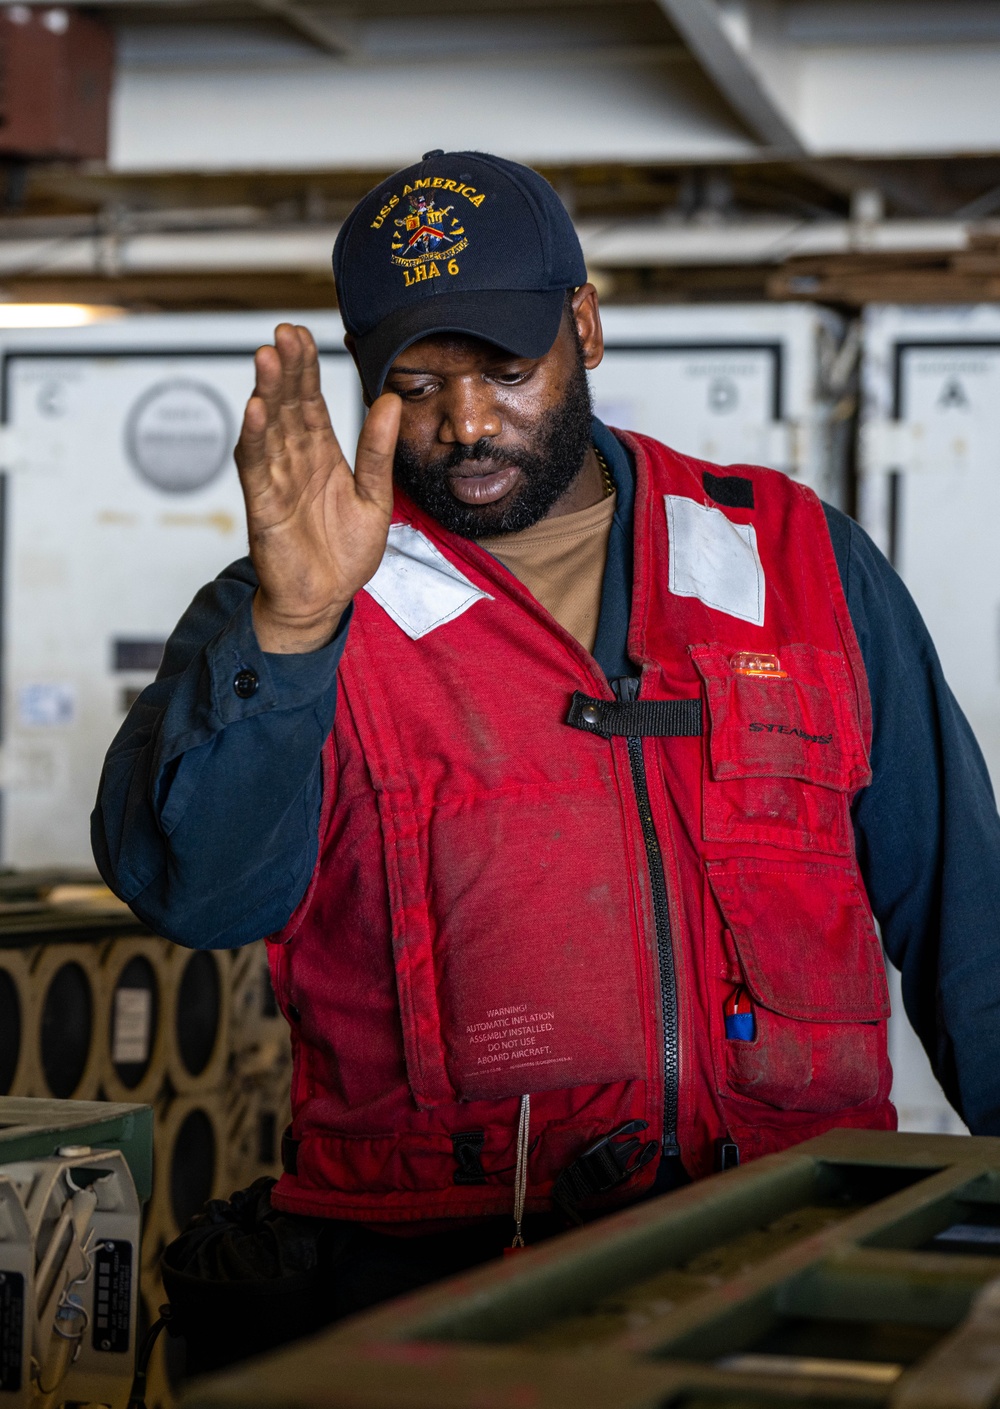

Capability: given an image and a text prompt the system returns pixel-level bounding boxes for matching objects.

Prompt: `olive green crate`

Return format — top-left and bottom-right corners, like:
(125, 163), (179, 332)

(184, 1130), (1000, 1409)
(0, 1094), (153, 1202)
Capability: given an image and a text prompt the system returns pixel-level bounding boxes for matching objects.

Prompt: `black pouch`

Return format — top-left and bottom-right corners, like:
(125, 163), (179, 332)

(159, 1178), (350, 1376)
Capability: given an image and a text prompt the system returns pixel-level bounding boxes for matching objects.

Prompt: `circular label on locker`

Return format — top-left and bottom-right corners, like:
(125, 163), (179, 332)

(125, 379), (233, 493)
(707, 376), (739, 413)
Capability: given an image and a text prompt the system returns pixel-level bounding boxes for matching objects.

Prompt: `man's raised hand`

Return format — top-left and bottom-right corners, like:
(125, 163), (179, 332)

(235, 323), (400, 653)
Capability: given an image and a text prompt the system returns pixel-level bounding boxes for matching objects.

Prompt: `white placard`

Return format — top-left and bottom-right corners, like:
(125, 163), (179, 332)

(113, 987), (152, 1065)
(665, 494), (765, 626)
(364, 522), (492, 640)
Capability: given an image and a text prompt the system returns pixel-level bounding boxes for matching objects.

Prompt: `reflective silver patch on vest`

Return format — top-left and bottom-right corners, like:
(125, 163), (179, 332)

(363, 523), (492, 639)
(665, 494), (765, 627)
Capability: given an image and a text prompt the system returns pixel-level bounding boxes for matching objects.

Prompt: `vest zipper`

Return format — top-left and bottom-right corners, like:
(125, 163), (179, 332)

(613, 676), (681, 1158)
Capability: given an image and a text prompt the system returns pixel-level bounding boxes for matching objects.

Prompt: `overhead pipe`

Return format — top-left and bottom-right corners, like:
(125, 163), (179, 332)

(0, 215), (981, 282)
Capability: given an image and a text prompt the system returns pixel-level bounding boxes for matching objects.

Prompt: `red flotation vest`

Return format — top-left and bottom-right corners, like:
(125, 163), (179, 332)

(268, 432), (895, 1224)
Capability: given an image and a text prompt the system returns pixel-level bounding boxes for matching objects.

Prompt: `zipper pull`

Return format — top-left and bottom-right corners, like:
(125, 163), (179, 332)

(612, 675), (640, 704)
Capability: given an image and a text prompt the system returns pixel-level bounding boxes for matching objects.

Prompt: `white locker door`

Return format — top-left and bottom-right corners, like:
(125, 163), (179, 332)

(1, 348), (362, 868)
(889, 343), (1000, 794)
(590, 344), (790, 474)
(867, 338), (1000, 1139)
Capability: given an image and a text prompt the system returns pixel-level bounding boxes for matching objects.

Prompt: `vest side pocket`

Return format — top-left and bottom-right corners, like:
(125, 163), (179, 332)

(692, 643), (870, 856)
(706, 857), (890, 1114)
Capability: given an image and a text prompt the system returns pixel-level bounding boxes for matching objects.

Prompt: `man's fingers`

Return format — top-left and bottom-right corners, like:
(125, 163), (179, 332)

(234, 395), (270, 486)
(295, 326), (334, 434)
(251, 344), (287, 455)
(252, 344), (282, 411)
(242, 327), (354, 509)
(252, 331), (308, 461)
(274, 323), (308, 438)
(353, 393), (401, 507)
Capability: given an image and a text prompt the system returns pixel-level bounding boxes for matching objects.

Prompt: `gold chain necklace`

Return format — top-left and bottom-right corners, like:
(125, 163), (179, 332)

(594, 447), (615, 499)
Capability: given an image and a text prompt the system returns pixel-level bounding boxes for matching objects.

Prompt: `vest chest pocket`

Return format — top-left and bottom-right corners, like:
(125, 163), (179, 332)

(380, 786), (650, 1109)
(691, 643), (871, 856)
(707, 858), (890, 1114)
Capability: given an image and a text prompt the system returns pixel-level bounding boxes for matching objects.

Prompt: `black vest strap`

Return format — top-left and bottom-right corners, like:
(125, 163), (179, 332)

(552, 1120), (658, 1224)
(566, 691), (702, 739)
(281, 1125), (299, 1176)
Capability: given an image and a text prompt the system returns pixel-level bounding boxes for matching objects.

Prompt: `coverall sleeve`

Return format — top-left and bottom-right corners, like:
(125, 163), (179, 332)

(91, 557), (347, 949)
(823, 505), (1000, 1135)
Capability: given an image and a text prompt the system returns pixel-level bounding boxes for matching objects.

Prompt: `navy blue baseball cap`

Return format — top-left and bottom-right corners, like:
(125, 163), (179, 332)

(333, 150), (588, 399)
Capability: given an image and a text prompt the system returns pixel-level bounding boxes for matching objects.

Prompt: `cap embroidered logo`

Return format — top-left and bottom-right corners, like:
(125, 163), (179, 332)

(377, 179), (483, 286)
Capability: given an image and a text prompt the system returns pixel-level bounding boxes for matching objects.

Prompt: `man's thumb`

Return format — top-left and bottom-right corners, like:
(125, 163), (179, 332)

(354, 393), (402, 505)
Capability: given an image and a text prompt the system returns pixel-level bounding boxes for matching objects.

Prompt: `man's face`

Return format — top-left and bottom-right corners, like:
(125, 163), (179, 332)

(383, 288), (604, 538)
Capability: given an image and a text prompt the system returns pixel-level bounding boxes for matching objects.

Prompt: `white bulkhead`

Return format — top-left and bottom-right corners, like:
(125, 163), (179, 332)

(0, 313), (362, 869)
(592, 303), (851, 507)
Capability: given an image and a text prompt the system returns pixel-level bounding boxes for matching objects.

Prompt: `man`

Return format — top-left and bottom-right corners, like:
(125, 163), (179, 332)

(94, 151), (1000, 1362)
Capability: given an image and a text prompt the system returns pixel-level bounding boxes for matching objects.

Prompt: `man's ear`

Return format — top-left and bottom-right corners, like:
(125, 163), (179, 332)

(343, 333), (372, 407)
(571, 284), (604, 371)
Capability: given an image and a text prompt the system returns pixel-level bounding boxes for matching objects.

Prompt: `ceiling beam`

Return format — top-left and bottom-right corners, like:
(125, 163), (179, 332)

(34, 0), (359, 56)
(252, 1), (356, 57)
(653, 0), (802, 153)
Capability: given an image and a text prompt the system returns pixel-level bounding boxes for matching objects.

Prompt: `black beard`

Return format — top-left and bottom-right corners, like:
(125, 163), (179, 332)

(392, 354), (594, 539)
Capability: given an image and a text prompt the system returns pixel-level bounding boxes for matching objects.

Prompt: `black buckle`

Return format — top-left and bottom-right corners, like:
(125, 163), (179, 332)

(552, 1120), (658, 1223)
(714, 1137), (740, 1172)
(280, 1125), (299, 1176)
(452, 1131), (487, 1185)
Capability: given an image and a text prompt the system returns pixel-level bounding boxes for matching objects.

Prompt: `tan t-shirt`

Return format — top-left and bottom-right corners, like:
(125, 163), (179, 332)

(479, 490), (617, 656)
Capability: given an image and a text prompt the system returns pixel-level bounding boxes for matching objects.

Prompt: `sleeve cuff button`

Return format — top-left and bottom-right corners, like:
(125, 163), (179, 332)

(233, 668), (259, 699)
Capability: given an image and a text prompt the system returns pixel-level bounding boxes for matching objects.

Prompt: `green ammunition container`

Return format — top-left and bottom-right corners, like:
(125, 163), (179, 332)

(184, 1130), (1000, 1409)
(0, 1095), (154, 1202)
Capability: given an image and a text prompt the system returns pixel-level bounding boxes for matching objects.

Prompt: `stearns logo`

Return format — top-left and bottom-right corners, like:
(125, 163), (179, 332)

(370, 176), (486, 287)
(749, 722), (833, 745)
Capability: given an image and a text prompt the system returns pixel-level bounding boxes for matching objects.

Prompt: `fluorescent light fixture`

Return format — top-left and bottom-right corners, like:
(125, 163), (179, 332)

(0, 303), (125, 327)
